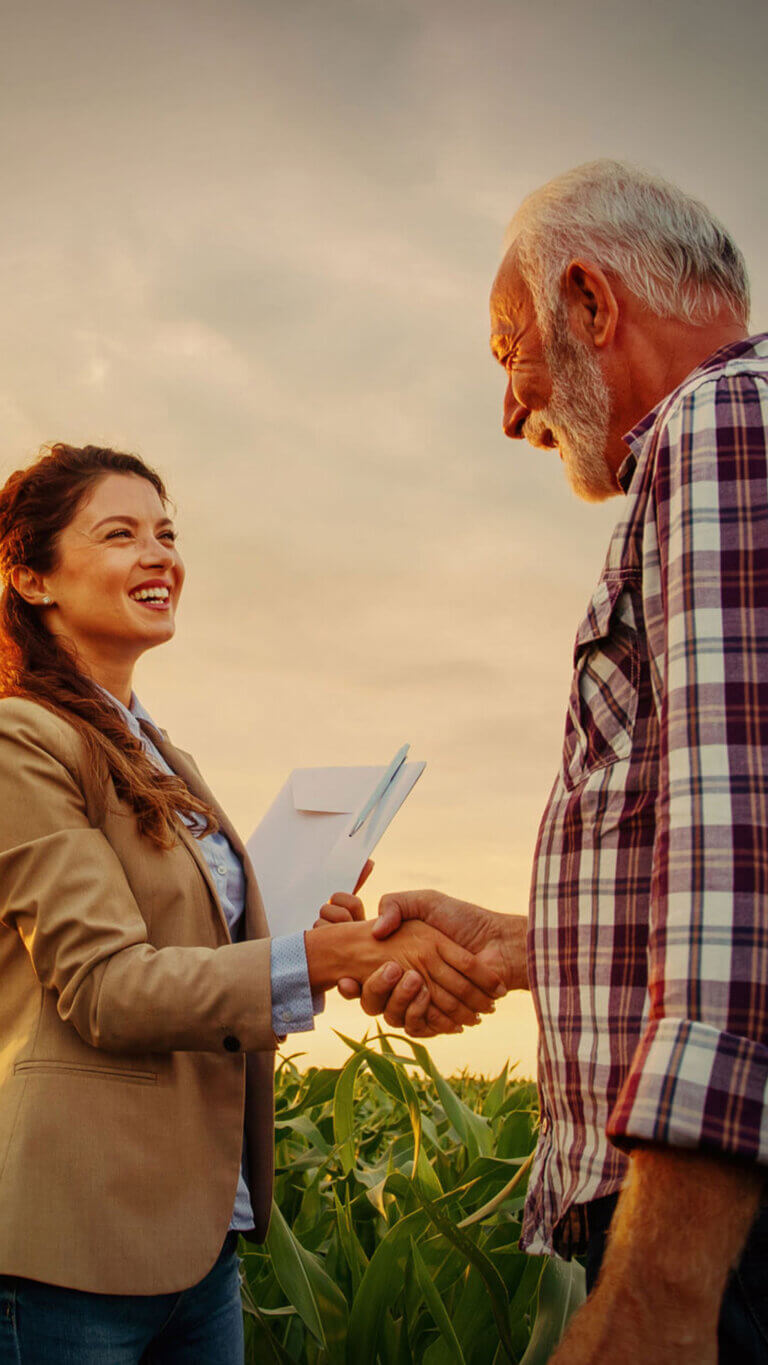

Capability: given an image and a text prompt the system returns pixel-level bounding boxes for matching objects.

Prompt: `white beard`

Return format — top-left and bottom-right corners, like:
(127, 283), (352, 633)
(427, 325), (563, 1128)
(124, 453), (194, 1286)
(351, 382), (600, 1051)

(525, 310), (617, 503)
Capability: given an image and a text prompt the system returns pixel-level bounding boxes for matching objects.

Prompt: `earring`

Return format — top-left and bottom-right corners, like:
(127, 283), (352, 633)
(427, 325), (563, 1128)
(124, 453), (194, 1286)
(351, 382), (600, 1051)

(42, 596), (52, 605)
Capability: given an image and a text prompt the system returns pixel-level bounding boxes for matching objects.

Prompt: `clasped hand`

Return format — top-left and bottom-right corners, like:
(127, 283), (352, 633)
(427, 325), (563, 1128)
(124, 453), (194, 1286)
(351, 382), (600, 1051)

(314, 882), (514, 1034)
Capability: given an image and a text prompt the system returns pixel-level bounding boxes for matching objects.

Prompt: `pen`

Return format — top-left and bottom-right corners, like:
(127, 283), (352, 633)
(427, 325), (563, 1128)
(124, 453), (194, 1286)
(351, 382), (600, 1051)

(348, 744), (410, 837)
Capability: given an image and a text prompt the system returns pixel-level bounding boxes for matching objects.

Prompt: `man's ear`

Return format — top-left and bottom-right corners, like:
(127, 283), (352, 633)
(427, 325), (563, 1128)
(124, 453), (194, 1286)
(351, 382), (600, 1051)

(563, 259), (619, 350)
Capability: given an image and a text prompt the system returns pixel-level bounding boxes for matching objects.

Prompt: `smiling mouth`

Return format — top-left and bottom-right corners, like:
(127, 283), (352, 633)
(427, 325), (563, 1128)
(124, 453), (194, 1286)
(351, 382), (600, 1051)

(128, 587), (172, 611)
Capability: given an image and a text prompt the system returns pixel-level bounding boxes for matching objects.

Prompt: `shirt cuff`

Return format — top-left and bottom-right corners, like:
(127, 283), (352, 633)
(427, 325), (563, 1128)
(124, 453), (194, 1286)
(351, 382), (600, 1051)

(270, 932), (324, 1035)
(607, 1017), (768, 1163)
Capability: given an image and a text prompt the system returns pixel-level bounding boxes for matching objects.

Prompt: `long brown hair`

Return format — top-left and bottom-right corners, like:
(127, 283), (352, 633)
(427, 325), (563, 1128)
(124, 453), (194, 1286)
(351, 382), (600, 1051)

(0, 443), (218, 849)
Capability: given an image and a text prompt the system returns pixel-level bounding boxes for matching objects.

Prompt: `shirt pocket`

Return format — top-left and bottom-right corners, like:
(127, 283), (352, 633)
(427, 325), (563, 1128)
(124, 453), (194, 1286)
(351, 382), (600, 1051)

(562, 572), (641, 790)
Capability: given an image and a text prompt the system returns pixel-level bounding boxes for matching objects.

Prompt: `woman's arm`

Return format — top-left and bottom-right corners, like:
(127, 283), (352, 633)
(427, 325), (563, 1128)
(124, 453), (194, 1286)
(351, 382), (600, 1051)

(0, 703), (503, 1053)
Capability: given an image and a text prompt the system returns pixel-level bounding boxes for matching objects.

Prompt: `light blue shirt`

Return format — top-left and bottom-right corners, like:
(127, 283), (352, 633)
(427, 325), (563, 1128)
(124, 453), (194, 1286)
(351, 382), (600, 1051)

(103, 690), (320, 1230)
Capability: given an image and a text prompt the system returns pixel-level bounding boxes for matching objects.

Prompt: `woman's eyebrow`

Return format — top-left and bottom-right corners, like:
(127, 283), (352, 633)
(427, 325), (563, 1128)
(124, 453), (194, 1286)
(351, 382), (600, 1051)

(91, 514), (175, 530)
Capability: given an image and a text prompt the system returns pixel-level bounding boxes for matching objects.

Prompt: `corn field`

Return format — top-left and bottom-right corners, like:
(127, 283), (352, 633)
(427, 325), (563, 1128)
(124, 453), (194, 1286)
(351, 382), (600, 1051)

(239, 1030), (584, 1364)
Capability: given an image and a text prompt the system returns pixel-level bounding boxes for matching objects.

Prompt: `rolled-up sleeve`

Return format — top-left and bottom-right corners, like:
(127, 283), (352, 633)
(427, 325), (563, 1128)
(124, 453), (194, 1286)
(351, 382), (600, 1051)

(608, 371), (768, 1161)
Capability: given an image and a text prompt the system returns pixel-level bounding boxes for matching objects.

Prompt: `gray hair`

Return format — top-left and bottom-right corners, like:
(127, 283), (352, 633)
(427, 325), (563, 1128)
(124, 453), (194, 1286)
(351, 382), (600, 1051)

(505, 160), (750, 331)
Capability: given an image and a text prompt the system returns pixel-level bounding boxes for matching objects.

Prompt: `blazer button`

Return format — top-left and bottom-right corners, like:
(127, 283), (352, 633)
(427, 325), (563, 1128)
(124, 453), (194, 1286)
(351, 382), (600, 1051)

(223, 1035), (241, 1052)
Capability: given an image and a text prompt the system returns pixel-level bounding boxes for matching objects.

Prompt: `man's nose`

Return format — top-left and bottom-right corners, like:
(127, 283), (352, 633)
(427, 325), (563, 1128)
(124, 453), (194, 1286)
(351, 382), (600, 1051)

(503, 389), (529, 440)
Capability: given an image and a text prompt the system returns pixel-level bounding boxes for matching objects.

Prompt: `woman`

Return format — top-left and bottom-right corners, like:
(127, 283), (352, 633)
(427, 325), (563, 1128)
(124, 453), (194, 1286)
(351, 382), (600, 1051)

(0, 443), (503, 1364)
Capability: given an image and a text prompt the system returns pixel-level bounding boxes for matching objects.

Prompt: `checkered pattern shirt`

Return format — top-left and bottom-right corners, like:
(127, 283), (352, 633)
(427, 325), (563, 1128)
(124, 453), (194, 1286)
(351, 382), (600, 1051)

(520, 333), (768, 1258)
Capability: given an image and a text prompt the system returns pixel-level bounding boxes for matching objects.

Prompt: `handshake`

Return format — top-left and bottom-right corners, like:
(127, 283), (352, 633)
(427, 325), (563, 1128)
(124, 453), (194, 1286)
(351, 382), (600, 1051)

(306, 863), (529, 1038)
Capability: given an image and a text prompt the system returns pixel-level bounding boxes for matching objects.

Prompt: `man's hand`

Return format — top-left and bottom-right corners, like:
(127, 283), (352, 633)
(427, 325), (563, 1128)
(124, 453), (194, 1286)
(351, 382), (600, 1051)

(548, 1146), (763, 1365)
(319, 889), (528, 1036)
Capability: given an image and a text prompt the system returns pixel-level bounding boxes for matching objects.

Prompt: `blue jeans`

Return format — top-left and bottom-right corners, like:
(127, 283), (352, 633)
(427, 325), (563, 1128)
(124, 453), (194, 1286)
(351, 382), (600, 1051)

(0, 1231), (244, 1364)
(583, 1193), (768, 1364)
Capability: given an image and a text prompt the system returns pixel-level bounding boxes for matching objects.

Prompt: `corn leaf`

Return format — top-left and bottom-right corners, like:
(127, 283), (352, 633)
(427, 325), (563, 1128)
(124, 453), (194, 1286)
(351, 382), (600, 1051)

(483, 1063), (509, 1119)
(243, 1033), (549, 1364)
(243, 1304), (297, 1365)
(333, 1051), (367, 1175)
(401, 1038), (492, 1162)
(337, 1033), (425, 1175)
(346, 1209), (428, 1362)
(505, 1257), (546, 1361)
(277, 1066), (339, 1119)
(265, 1200), (348, 1360)
(409, 1185), (516, 1362)
(409, 1237), (466, 1365)
(274, 1112), (332, 1155)
(518, 1257), (586, 1365)
(334, 1190), (369, 1295)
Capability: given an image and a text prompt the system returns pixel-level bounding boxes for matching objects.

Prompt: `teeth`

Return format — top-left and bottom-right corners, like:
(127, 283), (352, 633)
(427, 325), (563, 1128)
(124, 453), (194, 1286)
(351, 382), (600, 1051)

(131, 587), (170, 601)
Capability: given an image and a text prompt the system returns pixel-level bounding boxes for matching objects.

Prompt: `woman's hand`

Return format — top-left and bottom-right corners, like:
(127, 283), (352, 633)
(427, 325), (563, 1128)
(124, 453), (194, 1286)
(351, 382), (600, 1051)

(311, 859), (374, 928)
(313, 890), (367, 928)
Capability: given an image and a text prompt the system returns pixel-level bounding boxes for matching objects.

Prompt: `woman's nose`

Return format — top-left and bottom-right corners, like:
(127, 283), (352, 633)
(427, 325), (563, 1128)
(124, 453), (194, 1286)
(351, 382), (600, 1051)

(139, 538), (174, 565)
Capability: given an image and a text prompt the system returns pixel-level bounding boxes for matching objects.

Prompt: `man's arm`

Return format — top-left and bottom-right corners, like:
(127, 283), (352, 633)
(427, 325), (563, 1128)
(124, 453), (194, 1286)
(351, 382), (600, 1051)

(549, 1146), (763, 1365)
(606, 371), (768, 1164)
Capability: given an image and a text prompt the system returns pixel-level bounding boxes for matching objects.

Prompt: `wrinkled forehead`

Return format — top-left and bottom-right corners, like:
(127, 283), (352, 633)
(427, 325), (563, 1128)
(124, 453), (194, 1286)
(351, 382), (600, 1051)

(489, 248), (533, 343)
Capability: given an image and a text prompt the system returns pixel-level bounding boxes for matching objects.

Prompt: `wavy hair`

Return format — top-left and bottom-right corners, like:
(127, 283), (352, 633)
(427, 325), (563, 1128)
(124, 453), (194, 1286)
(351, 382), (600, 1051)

(0, 443), (218, 849)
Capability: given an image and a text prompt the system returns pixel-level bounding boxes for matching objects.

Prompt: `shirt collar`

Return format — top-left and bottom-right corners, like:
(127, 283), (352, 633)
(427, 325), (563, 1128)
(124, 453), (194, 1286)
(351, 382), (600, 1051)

(94, 684), (159, 742)
(616, 449), (638, 495)
(617, 332), (768, 496)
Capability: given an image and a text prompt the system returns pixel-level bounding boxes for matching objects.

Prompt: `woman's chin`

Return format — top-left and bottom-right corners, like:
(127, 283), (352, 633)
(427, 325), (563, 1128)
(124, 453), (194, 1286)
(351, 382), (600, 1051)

(147, 621), (176, 645)
(132, 617), (176, 651)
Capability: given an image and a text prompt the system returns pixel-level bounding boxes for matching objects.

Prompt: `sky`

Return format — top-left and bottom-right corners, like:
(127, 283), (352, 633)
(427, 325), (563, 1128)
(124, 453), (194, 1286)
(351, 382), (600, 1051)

(0, 0), (766, 1079)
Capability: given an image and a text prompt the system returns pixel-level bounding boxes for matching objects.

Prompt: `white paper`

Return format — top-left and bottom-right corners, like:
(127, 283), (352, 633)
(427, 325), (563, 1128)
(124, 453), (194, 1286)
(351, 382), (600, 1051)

(246, 758), (425, 935)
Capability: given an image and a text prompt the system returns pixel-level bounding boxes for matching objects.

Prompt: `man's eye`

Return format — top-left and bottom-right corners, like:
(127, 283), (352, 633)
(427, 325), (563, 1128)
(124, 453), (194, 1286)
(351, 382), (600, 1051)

(160, 531), (178, 543)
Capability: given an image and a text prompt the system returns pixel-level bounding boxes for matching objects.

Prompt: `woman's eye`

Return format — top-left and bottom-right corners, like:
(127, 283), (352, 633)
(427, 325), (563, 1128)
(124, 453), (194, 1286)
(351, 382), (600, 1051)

(104, 528), (178, 543)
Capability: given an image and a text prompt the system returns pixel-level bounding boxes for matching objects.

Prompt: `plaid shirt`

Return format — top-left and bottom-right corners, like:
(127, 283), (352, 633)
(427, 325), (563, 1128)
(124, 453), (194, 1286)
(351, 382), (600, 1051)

(520, 333), (768, 1258)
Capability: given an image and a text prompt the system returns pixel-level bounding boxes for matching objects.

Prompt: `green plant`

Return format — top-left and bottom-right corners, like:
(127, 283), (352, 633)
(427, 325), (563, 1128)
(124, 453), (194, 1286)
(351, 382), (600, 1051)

(239, 1030), (584, 1364)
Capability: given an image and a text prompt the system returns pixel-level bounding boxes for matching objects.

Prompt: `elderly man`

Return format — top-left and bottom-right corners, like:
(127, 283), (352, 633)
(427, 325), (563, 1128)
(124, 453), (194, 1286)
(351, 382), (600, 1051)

(328, 162), (768, 1363)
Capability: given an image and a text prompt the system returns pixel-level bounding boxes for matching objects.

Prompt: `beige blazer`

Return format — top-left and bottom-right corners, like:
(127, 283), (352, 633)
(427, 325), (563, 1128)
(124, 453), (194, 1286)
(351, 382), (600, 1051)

(0, 696), (278, 1295)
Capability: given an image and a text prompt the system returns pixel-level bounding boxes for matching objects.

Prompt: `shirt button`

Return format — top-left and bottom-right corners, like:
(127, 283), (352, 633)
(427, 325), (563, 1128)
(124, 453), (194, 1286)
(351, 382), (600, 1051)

(279, 1008), (292, 1022)
(216, 864), (227, 875)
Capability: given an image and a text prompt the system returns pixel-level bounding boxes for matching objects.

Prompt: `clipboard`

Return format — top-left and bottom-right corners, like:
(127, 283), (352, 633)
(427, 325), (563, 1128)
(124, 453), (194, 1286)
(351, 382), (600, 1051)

(245, 746), (426, 935)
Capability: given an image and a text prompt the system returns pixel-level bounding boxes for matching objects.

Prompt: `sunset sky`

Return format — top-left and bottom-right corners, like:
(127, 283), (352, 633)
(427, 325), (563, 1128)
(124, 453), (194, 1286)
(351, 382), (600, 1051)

(1, 0), (766, 1079)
